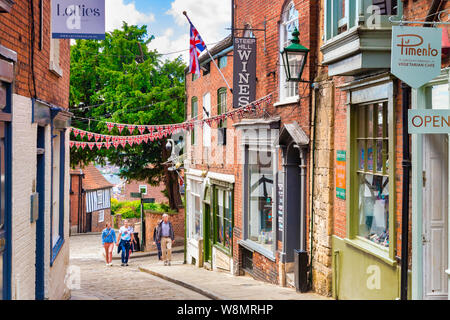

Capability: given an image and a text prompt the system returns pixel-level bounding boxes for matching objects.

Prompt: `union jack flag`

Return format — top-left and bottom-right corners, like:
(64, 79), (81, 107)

(189, 21), (206, 75)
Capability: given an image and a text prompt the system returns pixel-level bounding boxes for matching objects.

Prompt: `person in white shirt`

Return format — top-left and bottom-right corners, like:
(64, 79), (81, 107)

(116, 220), (135, 266)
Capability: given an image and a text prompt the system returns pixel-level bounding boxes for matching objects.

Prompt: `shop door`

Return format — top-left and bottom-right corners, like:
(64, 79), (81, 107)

(0, 80), (11, 300)
(86, 212), (92, 233)
(204, 204), (213, 263)
(423, 134), (449, 300)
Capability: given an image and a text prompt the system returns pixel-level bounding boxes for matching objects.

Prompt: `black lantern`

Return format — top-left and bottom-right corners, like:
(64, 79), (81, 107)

(280, 27), (310, 82)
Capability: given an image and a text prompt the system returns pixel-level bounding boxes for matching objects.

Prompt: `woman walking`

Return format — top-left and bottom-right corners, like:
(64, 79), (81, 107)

(102, 222), (116, 266)
(116, 220), (135, 266)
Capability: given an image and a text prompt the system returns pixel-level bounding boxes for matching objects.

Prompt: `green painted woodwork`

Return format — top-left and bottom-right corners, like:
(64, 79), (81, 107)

(332, 236), (411, 300)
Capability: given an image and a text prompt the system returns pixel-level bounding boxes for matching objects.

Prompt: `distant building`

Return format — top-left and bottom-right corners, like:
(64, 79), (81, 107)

(116, 179), (168, 204)
(70, 164), (113, 234)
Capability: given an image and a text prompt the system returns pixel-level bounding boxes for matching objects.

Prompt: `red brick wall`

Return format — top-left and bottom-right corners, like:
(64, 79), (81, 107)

(0, 0), (70, 108)
(90, 208), (112, 233)
(115, 180), (168, 204)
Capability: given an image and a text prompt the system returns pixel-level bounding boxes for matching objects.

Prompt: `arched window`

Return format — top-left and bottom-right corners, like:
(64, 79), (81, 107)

(279, 2), (299, 102)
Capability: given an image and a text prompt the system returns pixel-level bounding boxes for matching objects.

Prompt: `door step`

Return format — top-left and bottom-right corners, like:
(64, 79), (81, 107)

(204, 262), (212, 270)
(286, 272), (295, 288)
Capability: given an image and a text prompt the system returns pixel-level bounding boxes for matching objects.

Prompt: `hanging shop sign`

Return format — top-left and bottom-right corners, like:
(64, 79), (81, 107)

(391, 26), (442, 88)
(51, 0), (105, 40)
(408, 109), (450, 134)
(336, 150), (346, 200)
(233, 37), (257, 108)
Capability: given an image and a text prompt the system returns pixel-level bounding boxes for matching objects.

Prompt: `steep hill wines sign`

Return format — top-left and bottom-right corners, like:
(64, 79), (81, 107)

(233, 37), (256, 108)
(51, 0), (105, 40)
(391, 26), (442, 88)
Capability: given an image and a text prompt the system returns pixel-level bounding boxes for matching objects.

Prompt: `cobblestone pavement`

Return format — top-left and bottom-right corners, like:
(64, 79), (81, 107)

(69, 234), (207, 300)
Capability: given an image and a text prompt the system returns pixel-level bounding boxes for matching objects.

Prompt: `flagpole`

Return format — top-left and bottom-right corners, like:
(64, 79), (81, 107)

(183, 11), (233, 93)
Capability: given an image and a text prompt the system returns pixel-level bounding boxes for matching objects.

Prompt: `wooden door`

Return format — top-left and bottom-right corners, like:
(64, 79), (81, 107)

(423, 134), (449, 299)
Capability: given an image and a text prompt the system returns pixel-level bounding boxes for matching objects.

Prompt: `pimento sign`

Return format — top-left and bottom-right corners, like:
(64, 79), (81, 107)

(391, 26), (442, 88)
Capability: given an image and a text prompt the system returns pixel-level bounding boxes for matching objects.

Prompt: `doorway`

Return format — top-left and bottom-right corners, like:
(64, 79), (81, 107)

(204, 203), (213, 264)
(0, 80), (11, 300)
(423, 134), (449, 300)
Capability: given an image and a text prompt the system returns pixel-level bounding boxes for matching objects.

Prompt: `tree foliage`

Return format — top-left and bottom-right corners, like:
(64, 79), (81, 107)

(70, 23), (186, 210)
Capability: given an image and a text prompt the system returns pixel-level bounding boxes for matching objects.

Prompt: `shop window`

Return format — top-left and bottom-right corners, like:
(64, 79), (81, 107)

(324, 0), (402, 42)
(279, 2), (299, 102)
(428, 83), (449, 110)
(355, 102), (389, 247)
(217, 88), (227, 145)
(188, 179), (202, 239)
(247, 149), (274, 251)
(215, 188), (233, 250)
(191, 97), (198, 146)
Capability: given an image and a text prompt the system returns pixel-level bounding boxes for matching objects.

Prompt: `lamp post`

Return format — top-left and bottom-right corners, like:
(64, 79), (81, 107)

(280, 27), (310, 82)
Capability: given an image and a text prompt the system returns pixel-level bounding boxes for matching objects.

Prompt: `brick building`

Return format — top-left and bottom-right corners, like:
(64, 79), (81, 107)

(184, 35), (236, 271)
(0, 0), (71, 300)
(70, 164), (113, 234)
(114, 179), (168, 204)
(317, 0), (450, 299)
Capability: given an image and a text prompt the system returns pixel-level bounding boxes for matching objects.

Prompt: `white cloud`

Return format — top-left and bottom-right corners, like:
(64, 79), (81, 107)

(148, 0), (231, 62)
(106, 0), (155, 32)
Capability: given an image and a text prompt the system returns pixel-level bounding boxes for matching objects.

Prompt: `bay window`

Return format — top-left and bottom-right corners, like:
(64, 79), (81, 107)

(247, 149), (274, 251)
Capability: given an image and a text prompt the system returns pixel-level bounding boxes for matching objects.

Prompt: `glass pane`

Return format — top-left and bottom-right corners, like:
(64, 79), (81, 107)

(377, 103), (384, 137)
(431, 84), (449, 110)
(358, 140), (365, 171)
(248, 150), (273, 251)
(357, 107), (365, 138)
(194, 196), (201, 237)
(358, 174), (389, 247)
(385, 140), (389, 171)
(367, 141), (374, 171)
(367, 104), (374, 138)
(376, 140), (383, 172)
(372, 0), (398, 15)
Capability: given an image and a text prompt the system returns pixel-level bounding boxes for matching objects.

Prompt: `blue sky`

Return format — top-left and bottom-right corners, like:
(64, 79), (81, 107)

(106, 0), (231, 62)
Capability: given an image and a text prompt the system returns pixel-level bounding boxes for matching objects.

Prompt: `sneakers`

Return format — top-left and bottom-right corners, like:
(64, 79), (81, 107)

(125, 263), (129, 266)
(168, 261), (171, 266)
(164, 261), (168, 266)
(121, 263), (125, 266)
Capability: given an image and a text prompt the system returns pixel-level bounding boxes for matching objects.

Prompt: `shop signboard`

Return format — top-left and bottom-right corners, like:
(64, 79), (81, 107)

(51, 0), (105, 39)
(408, 109), (450, 134)
(391, 26), (442, 89)
(336, 150), (346, 200)
(233, 37), (256, 108)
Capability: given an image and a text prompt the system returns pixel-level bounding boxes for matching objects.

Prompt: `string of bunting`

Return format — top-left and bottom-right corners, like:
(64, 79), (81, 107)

(69, 94), (272, 150)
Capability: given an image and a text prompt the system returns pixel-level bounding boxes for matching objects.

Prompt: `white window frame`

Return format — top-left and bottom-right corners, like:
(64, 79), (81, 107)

(49, 5), (63, 77)
(97, 190), (103, 206)
(139, 185), (148, 195)
(98, 210), (105, 223)
(279, 1), (299, 103)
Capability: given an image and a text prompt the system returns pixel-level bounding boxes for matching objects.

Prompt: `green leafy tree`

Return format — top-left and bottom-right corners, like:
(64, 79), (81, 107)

(70, 23), (185, 210)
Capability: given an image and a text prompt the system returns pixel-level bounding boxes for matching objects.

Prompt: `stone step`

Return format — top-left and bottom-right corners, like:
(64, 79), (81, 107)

(286, 272), (295, 289)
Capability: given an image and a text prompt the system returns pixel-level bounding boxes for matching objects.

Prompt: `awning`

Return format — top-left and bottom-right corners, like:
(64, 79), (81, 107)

(274, 121), (309, 147)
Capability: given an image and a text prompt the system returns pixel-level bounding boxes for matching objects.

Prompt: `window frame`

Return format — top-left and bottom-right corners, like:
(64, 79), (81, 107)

(212, 184), (234, 255)
(50, 129), (66, 265)
(218, 55), (228, 69)
(348, 95), (396, 264)
(279, 1), (299, 102)
(139, 185), (148, 195)
(217, 87), (227, 129)
(324, 0), (403, 43)
(191, 97), (198, 146)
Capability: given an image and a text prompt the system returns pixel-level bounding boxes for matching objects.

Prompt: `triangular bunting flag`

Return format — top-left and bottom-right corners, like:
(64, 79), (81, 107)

(127, 125), (136, 134)
(80, 142), (87, 150)
(96, 142), (103, 149)
(138, 125), (146, 134)
(88, 142), (95, 150)
(79, 130), (86, 139)
(87, 132), (93, 141)
(106, 122), (115, 132)
(69, 141), (75, 148)
(117, 124), (125, 133)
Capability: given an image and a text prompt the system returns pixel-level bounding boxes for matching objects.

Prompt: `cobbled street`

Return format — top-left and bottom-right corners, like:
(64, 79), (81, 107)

(69, 233), (207, 300)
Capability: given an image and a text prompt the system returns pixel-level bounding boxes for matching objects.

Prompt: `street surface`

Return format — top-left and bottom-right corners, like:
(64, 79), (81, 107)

(69, 233), (207, 300)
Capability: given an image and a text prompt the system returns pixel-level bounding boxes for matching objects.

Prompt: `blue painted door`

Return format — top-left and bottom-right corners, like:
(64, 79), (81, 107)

(0, 81), (11, 300)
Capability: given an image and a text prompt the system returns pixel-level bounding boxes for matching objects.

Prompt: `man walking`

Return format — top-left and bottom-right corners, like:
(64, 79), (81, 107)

(156, 214), (175, 266)
(153, 219), (163, 260)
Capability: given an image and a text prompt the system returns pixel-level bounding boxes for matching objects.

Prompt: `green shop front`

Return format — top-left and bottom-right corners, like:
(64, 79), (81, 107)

(331, 74), (402, 300)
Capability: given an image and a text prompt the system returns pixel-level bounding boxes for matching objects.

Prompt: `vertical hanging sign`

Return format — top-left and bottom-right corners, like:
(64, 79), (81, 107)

(336, 150), (346, 200)
(391, 26), (442, 88)
(233, 37), (256, 108)
(51, 0), (105, 39)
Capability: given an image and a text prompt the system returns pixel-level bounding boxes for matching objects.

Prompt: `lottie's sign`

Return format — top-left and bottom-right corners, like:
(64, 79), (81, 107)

(408, 110), (450, 134)
(391, 26), (442, 88)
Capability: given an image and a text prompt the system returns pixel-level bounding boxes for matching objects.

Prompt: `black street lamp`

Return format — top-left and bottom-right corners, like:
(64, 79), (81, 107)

(280, 27), (310, 82)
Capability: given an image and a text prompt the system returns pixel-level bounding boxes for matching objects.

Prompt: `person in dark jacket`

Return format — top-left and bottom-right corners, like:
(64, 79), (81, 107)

(153, 219), (162, 260)
(155, 214), (175, 266)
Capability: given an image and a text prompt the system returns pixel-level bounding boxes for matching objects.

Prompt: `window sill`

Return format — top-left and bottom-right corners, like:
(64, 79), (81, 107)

(273, 96), (300, 107)
(50, 236), (65, 266)
(344, 237), (396, 267)
(49, 61), (63, 78)
(239, 239), (276, 262)
(213, 243), (232, 257)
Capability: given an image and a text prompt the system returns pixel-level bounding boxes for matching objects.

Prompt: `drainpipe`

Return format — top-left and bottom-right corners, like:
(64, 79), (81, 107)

(400, 82), (412, 300)
(295, 146), (307, 251)
(308, 85), (319, 289)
